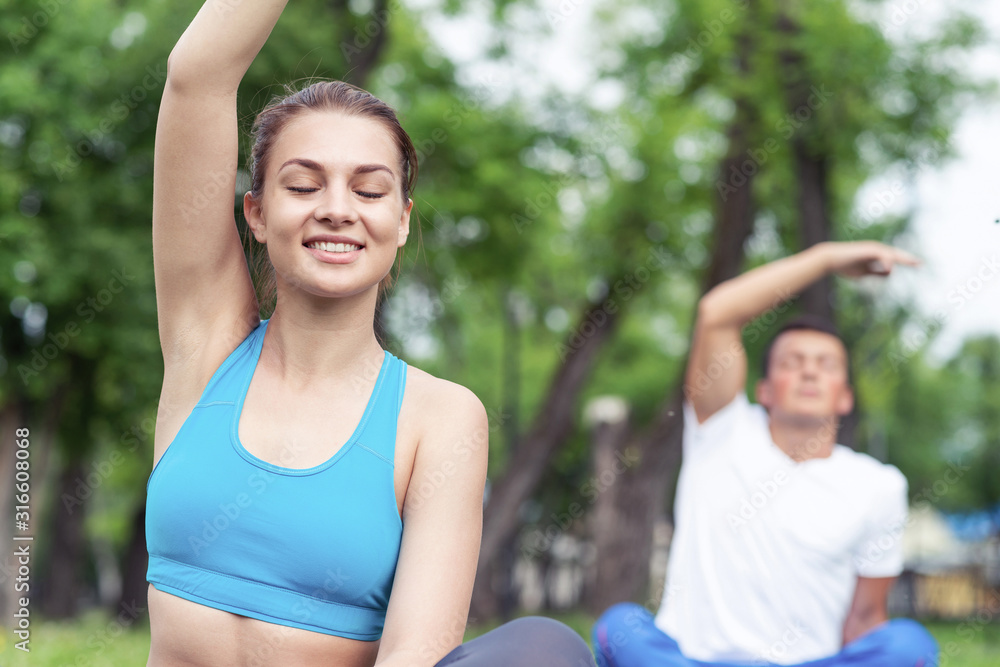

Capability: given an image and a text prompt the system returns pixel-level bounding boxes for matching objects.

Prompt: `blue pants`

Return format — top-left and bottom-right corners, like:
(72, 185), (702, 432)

(592, 603), (938, 667)
(437, 616), (598, 666)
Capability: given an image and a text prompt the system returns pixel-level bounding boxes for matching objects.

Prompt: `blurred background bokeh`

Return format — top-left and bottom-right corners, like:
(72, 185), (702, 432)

(1, 0), (999, 663)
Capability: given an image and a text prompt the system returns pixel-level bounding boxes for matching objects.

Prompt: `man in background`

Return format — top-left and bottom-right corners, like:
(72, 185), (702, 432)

(592, 241), (938, 667)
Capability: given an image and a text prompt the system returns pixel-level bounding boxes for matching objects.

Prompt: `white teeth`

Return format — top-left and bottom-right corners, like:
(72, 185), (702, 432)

(306, 241), (362, 253)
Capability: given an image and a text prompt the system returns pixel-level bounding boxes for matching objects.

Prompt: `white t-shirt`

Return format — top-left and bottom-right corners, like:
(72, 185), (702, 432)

(653, 393), (908, 665)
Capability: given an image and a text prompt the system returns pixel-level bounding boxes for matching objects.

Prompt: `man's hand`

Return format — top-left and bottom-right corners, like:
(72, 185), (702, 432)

(819, 241), (921, 278)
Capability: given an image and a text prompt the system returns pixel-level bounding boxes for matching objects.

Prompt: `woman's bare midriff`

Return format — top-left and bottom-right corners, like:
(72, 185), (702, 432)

(147, 583), (380, 667)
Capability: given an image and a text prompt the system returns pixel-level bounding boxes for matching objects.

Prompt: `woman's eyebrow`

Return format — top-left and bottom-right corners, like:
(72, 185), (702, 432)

(276, 159), (395, 179)
(278, 157), (324, 174)
(355, 163), (395, 179)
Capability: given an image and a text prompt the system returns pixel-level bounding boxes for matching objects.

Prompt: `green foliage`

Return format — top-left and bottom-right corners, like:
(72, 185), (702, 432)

(879, 335), (1000, 511)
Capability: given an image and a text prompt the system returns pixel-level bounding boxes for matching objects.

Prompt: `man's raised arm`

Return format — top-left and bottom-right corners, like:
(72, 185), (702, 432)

(686, 241), (918, 424)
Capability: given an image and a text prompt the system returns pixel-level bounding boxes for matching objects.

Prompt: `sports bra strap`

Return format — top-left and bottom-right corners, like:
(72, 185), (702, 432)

(353, 351), (407, 467)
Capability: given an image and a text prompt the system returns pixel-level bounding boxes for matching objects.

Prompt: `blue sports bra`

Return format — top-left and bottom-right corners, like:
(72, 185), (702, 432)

(145, 318), (406, 640)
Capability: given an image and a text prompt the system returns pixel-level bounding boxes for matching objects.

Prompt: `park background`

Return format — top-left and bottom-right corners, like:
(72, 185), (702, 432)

(1, 0), (999, 663)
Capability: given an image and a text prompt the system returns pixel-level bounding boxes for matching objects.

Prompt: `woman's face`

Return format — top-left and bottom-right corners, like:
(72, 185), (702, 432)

(245, 110), (412, 300)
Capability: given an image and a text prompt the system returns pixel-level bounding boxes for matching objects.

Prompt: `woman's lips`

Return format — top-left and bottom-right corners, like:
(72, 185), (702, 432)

(303, 244), (363, 264)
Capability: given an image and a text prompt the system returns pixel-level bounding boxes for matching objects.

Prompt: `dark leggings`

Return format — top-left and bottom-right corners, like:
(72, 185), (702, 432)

(435, 616), (598, 666)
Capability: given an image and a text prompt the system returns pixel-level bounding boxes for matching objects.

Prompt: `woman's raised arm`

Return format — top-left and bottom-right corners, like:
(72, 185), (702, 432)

(152, 0), (289, 367)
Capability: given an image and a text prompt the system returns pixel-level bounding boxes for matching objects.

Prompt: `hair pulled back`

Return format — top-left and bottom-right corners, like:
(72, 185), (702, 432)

(244, 80), (418, 315)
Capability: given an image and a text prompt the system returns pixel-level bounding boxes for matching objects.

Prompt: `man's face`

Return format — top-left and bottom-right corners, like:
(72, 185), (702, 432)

(756, 330), (854, 424)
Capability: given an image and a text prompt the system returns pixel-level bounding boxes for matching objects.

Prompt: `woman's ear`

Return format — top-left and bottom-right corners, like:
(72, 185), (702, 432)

(244, 191), (267, 243)
(397, 197), (413, 248)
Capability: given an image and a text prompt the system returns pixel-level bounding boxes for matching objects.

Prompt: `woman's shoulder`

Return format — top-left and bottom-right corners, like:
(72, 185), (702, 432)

(402, 364), (486, 420)
(399, 364), (489, 456)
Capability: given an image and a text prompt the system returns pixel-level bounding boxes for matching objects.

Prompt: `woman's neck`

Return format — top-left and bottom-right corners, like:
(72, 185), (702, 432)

(261, 287), (385, 393)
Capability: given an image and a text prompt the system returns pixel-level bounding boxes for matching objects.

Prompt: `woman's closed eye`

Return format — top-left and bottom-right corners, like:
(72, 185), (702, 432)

(285, 186), (384, 199)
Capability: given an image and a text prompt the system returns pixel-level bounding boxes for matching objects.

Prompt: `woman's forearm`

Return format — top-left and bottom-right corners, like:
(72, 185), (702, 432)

(167, 0), (291, 93)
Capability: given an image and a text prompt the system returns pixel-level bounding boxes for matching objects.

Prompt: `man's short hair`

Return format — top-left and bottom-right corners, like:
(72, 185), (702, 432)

(760, 314), (851, 381)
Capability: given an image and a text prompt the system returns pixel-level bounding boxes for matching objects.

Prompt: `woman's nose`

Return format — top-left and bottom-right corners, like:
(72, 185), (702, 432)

(314, 185), (359, 225)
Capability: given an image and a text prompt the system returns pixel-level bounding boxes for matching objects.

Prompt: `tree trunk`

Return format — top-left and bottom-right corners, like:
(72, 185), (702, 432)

(776, 3), (834, 323)
(583, 399), (634, 615)
(38, 456), (88, 618)
(37, 354), (93, 618)
(117, 504), (150, 617)
(501, 289), (521, 455)
(0, 385), (63, 620)
(0, 399), (29, 622)
(777, 3), (853, 445)
(470, 297), (623, 619)
(330, 0), (390, 89)
(600, 150), (760, 605)
(587, 18), (762, 607)
(793, 150), (834, 321)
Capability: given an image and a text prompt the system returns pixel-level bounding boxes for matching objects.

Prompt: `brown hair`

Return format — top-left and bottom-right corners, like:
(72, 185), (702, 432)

(242, 80), (419, 316)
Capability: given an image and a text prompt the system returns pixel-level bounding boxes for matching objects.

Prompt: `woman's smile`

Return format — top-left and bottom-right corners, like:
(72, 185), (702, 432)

(303, 241), (364, 264)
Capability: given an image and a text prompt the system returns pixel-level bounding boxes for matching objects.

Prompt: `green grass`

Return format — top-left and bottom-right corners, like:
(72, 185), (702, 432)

(2, 610), (998, 665)
(921, 620), (1000, 667)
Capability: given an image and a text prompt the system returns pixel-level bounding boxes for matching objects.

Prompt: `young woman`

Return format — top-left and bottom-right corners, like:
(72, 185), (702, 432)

(145, 0), (596, 665)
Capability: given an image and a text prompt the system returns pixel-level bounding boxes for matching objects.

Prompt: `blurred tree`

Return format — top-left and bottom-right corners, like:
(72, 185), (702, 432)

(883, 335), (1000, 513)
(504, 0), (991, 613)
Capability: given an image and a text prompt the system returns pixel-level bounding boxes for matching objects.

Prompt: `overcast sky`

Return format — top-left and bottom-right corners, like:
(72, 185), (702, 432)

(419, 0), (1000, 362)
(858, 0), (1000, 360)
